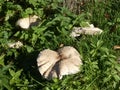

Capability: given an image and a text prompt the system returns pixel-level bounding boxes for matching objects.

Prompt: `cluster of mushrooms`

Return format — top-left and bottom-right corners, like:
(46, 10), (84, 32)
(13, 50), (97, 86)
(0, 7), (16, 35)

(8, 15), (104, 80)
(8, 15), (103, 49)
(16, 15), (103, 37)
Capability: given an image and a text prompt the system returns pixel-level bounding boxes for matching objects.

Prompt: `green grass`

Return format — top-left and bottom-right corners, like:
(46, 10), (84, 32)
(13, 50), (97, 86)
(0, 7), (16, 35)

(0, 0), (120, 90)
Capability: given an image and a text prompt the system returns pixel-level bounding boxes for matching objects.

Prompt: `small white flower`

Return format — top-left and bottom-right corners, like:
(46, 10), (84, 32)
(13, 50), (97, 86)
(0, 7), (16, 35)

(8, 41), (23, 49)
(37, 46), (82, 80)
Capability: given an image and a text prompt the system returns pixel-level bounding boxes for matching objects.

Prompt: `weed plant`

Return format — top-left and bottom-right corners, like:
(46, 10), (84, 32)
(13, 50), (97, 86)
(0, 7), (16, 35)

(0, 0), (120, 90)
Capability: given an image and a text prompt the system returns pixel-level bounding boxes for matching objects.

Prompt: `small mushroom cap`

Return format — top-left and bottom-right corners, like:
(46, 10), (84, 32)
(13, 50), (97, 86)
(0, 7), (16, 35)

(16, 15), (40, 29)
(37, 49), (60, 79)
(70, 23), (103, 37)
(16, 17), (30, 29)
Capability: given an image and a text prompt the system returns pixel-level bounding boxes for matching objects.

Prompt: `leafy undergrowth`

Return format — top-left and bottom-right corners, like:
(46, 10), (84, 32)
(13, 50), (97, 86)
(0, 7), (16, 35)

(0, 0), (120, 90)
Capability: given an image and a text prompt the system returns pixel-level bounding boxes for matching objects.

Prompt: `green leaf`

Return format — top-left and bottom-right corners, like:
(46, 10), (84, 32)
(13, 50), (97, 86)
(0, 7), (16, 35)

(14, 31), (20, 37)
(10, 69), (23, 85)
(0, 77), (11, 90)
(117, 18), (120, 23)
(96, 40), (103, 47)
(31, 33), (37, 46)
(51, 3), (58, 9)
(115, 64), (120, 72)
(34, 26), (47, 34)
(100, 47), (109, 53)
(0, 54), (5, 66)
(80, 21), (90, 27)
(25, 8), (33, 15)
(113, 75), (120, 82)
(25, 45), (34, 53)
(28, 0), (38, 7)
(9, 69), (15, 77)
(103, 75), (111, 83)
(35, 8), (44, 17)
(5, 10), (15, 21)
(14, 69), (23, 78)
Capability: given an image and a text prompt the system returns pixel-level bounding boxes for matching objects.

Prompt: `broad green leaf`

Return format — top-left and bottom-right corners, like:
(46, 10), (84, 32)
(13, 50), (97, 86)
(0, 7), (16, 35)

(80, 21), (90, 27)
(14, 31), (20, 37)
(25, 8), (33, 14)
(28, 0), (38, 7)
(5, 10), (15, 21)
(35, 8), (44, 17)
(114, 75), (120, 82)
(115, 65), (120, 71)
(100, 47), (109, 53)
(10, 69), (23, 85)
(0, 77), (10, 90)
(25, 45), (34, 53)
(14, 69), (23, 78)
(103, 75), (111, 83)
(51, 3), (58, 9)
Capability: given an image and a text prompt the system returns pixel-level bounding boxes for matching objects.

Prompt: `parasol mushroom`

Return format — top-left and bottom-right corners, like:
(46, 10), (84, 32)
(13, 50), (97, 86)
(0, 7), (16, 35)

(37, 46), (82, 80)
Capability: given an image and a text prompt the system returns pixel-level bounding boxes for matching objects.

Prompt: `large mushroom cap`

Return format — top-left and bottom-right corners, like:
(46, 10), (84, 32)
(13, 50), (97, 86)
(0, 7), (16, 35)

(58, 46), (82, 79)
(37, 49), (60, 79)
(37, 46), (82, 80)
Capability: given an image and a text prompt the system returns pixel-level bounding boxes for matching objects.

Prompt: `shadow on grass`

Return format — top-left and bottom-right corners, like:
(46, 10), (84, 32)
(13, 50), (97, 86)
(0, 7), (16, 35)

(15, 50), (48, 88)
